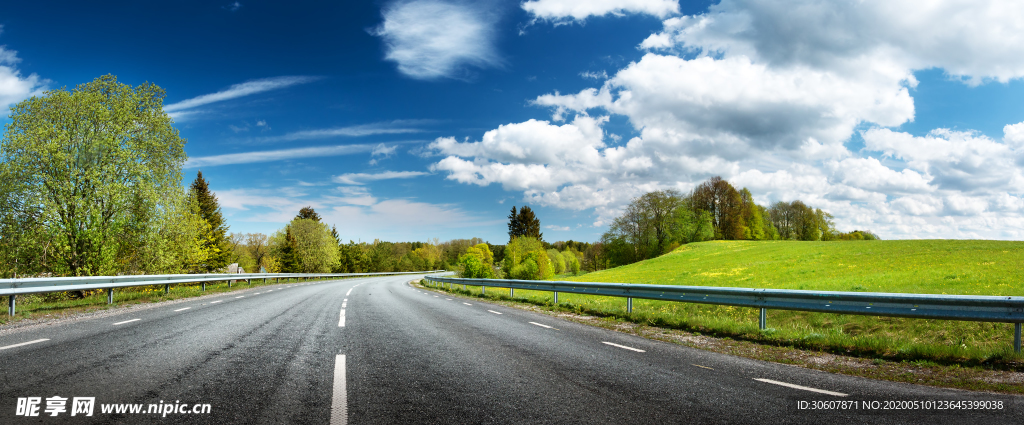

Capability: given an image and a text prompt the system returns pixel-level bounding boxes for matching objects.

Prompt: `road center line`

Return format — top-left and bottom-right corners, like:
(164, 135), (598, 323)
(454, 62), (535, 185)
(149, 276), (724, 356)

(0, 339), (49, 350)
(235, 296), (245, 299)
(338, 309), (346, 327)
(529, 322), (553, 329)
(345, 289), (353, 296)
(602, 341), (645, 352)
(754, 379), (848, 397)
(113, 319), (140, 326)
(463, 303), (472, 306)
(173, 307), (191, 312)
(210, 300), (223, 304)
(692, 364), (714, 370)
(331, 354), (347, 425)
(487, 310), (502, 315)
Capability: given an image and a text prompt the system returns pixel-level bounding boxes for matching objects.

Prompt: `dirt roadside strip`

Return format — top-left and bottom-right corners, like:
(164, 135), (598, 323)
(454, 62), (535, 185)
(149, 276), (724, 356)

(413, 279), (1024, 395)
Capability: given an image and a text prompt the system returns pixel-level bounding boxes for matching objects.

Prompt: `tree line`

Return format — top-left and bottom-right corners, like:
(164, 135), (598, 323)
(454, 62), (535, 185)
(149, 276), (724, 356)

(600, 176), (878, 268)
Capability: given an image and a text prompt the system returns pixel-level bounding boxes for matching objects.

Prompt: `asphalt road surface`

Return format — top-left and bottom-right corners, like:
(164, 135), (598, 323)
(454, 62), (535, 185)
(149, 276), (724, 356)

(1, 274), (1021, 424)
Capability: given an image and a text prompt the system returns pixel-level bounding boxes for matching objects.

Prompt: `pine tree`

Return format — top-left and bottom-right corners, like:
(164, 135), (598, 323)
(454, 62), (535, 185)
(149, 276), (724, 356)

(518, 206), (543, 241)
(189, 171), (230, 272)
(279, 228), (300, 273)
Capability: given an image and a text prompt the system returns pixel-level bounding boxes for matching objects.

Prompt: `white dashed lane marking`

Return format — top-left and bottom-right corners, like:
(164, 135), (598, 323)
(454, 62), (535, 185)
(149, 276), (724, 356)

(529, 322), (553, 329)
(0, 339), (49, 351)
(754, 379), (848, 397)
(113, 319), (140, 326)
(602, 341), (645, 352)
(463, 303), (472, 306)
(173, 307), (191, 312)
(487, 310), (502, 315)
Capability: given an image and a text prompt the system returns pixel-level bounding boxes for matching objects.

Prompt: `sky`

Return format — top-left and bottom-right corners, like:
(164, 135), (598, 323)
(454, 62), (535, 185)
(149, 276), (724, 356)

(2, 0), (1024, 244)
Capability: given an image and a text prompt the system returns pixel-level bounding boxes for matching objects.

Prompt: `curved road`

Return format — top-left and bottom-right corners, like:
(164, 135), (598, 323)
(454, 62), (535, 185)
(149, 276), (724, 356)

(0, 275), (1020, 424)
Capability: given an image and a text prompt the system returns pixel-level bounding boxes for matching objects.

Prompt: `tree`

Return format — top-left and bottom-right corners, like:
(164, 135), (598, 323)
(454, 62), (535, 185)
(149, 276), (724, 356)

(297, 206), (321, 222)
(189, 171), (230, 272)
(0, 74), (187, 276)
(692, 176), (744, 240)
(507, 206), (543, 241)
(289, 218), (340, 273)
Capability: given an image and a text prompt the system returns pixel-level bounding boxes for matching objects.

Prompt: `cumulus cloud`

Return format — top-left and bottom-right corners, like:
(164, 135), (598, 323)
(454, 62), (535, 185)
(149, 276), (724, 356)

(371, 0), (503, 80)
(431, 0), (1024, 238)
(0, 42), (47, 109)
(522, 0), (679, 22)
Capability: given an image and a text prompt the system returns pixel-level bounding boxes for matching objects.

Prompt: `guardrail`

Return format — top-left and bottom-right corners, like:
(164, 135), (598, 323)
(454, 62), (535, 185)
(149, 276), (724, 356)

(423, 276), (1024, 353)
(1, 270), (445, 316)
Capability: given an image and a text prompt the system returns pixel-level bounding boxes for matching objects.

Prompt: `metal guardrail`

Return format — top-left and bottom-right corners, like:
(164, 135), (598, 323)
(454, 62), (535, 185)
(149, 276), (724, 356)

(423, 276), (1024, 352)
(1, 270), (444, 315)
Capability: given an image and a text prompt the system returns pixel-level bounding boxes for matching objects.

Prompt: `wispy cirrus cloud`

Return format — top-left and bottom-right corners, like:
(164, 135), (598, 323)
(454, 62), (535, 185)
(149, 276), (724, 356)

(164, 76), (320, 117)
(333, 170), (429, 185)
(185, 144), (376, 168)
(253, 120), (430, 143)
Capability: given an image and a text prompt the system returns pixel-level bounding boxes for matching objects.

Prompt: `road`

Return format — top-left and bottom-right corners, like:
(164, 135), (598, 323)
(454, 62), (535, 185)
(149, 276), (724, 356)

(0, 274), (1021, 424)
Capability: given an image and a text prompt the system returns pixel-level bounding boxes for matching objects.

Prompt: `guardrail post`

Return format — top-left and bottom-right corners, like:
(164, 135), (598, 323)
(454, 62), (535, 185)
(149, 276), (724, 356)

(202, 282), (206, 291)
(482, 286), (486, 295)
(627, 297), (633, 313)
(759, 308), (767, 330)
(8, 295), (15, 316)
(554, 291), (558, 304)
(228, 279), (232, 288)
(510, 288), (515, 299)
(1011, 323), (1019, 354)
(164, 284), (169, 294)
(107, 289), (114, 305)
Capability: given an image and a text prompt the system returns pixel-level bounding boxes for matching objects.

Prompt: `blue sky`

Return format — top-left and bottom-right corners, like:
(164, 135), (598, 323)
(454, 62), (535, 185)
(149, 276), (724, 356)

(2, 0), (1024, 243)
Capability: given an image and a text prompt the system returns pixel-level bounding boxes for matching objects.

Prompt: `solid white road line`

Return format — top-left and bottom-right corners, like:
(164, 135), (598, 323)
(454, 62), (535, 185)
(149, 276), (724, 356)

(602, 341), (645, 352)
(338, 309), (346, 327)
(754, 379), (848, 397)
(529, 322), (553, 329)
(331, 354), (347, 425)
(462, 303), (472, 306)
(487, 310), (502, 315)
(173, 307), (191, 312)
(113, 319), (140, 326)
(210, 300), (223, 304)
(0, 339), (49, 350)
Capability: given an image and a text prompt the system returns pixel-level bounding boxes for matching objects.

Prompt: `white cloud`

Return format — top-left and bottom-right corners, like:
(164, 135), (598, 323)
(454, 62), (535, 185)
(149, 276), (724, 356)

(333, 170), (429, 185)
(523, 0), (679, 22)
(579, 70), (608, 80)
(1004, 121), (1024, 148)
(545, 224), (570, 231)
(220, 186), (498, 242)
(185, 144), (376, 168)
(431, 0), (1024, 238)
(254, 122), (423, 143)
(371, 0), (502, 80)
(164, 76), (318, 114)
(0, 42), (47, 109)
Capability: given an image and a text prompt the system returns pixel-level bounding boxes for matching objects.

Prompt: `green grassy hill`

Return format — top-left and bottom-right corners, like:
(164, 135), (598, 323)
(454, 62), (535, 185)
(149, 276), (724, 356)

(569, 240), (1024, 296)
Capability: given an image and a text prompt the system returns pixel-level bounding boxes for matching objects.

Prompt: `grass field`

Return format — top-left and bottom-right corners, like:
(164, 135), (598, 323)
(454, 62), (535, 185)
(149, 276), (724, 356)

(439, 240), (1024, 367)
